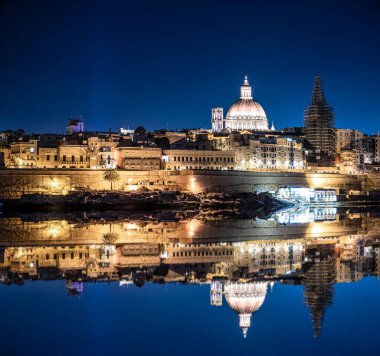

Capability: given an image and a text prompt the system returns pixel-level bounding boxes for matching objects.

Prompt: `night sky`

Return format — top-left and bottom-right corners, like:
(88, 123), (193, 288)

(0, 0), (379, 134)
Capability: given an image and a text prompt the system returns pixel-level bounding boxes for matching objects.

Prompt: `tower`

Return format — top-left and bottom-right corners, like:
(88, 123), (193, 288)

(66, 116), (84, 135)
(304, 76), (336, 166)
(303, 244), (336, 337)
(211, 107), (224, 132)
(210, 280), (223, 306)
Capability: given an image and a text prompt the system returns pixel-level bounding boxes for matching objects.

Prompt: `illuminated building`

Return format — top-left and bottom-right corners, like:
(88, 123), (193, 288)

(212, 76), (270, 132)
(9, 139), (39, 167)
(162, 149), (235, 170)
(57, 144), (88, 168)
(0, 145), (11, 167)
(339, 149), (362, 174)
(66, 117), (84, 134)
(236, 136), (304, 170)
(115, 145), (162, 170)
(87, 135), (119, 169)
(336, 129), (363, 153)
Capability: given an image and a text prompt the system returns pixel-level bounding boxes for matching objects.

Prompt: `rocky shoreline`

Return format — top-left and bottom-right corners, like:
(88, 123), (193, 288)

(0, 190), (288, 218)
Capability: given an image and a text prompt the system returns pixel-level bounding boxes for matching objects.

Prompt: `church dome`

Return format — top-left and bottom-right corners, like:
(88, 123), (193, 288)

(224, 281), (268, 337)
(225, 76), (269, 131)
(227, 99), (266, 121)
(225, 281), (267, 314)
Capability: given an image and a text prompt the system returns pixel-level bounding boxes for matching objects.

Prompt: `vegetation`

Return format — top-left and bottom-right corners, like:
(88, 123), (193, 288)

(102, 232), (119, 245)
(102, 169), (120, 190)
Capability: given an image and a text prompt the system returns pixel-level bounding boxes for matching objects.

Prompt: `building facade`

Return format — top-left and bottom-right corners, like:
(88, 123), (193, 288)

(162, 149), (235, 170)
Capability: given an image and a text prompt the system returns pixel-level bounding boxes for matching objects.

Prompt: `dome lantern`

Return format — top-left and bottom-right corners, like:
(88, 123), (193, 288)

(240, 75), (253, 99)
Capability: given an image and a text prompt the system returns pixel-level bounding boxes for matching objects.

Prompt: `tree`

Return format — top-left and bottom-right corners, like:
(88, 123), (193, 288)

(102, 232), (119, 245)
(103, 169), (120, 191)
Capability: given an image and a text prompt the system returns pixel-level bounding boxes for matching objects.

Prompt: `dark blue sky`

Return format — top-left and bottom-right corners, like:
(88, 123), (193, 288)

(1, 0), (379, 134)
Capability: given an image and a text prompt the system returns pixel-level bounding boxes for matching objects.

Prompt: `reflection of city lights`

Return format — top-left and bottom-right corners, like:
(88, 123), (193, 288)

(309, 223), (327, 235)
(308, 174), (327, 188)
(48, 226), (60, 238)
(125, 223), (138, 230)
(189, 176), (201, 194)
(187, 219), (199, 237)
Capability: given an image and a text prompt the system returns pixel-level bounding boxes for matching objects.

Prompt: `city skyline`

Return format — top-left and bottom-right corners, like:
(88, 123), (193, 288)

(1, 0), (379, 134)
(2, 2), (380, 355)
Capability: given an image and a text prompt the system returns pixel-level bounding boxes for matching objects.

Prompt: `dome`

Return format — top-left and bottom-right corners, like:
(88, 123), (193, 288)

(227, 99), (266, 120)
(224, 281), (268, 338)
(224, 282), (267, 314)
(225, 76), (269, 131)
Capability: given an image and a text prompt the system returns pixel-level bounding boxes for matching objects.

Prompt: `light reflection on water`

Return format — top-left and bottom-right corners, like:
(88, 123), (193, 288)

(0, 207), (380, 355)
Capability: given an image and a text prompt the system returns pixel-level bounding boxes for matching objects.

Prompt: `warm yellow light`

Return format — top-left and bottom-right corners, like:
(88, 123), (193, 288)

(49, 178), (60, 188)
(127, 184), (138, 191)
(48, 226), (60, 238)
(189, 176), (201, 193)
(187, 219), (200, 238)
(125, 223), (138, 230)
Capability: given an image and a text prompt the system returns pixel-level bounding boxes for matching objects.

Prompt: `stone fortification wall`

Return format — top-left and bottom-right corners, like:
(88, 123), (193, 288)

(0, 168), (375, 199)
(0, 169), (178, 199)
(176, 170), (365, 194)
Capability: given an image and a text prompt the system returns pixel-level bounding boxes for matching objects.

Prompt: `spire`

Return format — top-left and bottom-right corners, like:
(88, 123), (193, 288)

(310, 75), (327, 105)
(270, 121), (276, 131)
(240, 75), (252, 99)
(242, 327), (248, 338)
(311, 308), (324, 338)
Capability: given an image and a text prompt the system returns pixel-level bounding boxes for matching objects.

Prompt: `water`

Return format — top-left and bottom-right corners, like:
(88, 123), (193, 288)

(0, 207), (380, 356)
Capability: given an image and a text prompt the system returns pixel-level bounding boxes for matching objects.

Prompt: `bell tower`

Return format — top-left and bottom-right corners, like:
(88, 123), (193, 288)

(211, 107), (224, 132)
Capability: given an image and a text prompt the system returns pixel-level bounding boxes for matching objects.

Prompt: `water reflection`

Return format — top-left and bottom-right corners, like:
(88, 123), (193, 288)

(1, 207), (380, 339)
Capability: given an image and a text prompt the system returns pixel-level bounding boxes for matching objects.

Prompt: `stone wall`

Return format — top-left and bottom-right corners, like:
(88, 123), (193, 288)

(175, 170), (365, 194)
(0, 169), (178, 198)
(0, 168), (377, 199)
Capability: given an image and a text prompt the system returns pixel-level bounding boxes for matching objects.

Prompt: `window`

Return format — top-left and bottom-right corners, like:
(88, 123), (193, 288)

(46, 155), (50, 161)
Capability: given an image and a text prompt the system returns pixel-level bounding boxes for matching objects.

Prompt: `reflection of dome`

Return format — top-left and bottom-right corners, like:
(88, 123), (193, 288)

(225, 76), (269, 131)
(224, 281), (268, 337)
